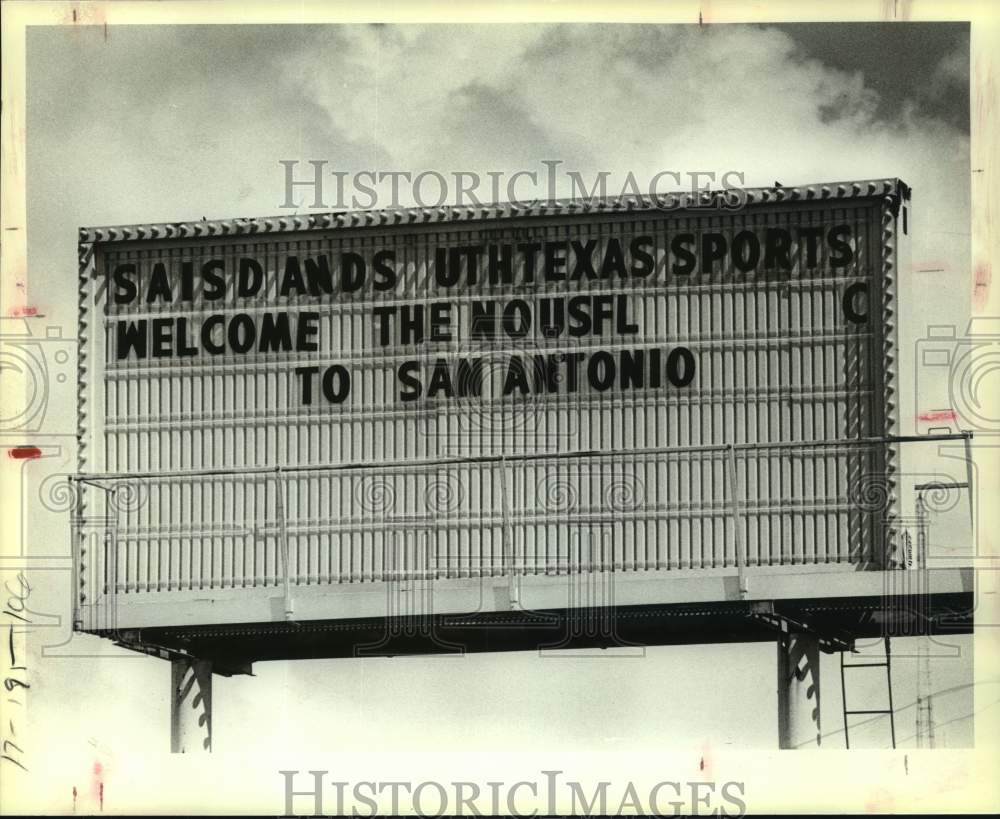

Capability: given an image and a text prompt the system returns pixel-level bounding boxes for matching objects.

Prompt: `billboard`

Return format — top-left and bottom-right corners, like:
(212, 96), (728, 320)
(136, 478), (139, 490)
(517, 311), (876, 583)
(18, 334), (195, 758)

(74, 179), (908, 636)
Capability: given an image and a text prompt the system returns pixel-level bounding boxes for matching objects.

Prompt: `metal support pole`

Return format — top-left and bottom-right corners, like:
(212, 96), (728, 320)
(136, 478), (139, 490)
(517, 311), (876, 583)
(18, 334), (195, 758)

(170, 657), (212, 753)
(274, 468), (294, 621)
(777, 633), (822, 749)
(963, 431), (975, 531)
(916, 492), (928, 574)
(884, 636), (897, 749)
(499, 457), (518, 608)
(725, 444), (749, 599)
(107, 487), (123, 632)
(839, 651), (850, 748)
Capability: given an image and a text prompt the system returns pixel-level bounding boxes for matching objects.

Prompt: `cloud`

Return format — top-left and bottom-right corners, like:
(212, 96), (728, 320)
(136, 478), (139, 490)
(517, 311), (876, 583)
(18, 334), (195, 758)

(285, 24), (554, 170)
(282, 22), (973, 344)
(280, 24), (966, 213)
(924, 43), (969, 107)
(28, 22), (971, 335)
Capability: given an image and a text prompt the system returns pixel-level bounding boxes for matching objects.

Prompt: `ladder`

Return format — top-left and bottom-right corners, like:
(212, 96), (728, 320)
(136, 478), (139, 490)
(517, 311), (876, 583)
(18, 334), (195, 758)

(839, 635), (897, 749)
(915, 639), (936, 748)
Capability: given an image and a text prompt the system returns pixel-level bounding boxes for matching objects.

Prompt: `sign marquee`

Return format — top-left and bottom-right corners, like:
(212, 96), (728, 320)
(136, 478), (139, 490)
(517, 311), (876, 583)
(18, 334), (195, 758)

(74, 180), (912, 638)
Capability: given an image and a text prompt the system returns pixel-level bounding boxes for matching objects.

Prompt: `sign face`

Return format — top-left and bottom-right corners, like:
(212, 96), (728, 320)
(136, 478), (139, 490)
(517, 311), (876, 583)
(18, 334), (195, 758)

(76, 181), (906, 632)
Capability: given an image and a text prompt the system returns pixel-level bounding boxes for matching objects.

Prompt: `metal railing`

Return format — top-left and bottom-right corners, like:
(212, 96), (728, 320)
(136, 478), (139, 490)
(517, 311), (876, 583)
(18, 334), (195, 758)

(71, 432), (973, 629)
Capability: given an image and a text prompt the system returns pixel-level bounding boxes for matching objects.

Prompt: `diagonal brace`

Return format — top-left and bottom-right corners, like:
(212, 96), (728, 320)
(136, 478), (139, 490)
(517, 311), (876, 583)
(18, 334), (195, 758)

(749, 601), (855, 653)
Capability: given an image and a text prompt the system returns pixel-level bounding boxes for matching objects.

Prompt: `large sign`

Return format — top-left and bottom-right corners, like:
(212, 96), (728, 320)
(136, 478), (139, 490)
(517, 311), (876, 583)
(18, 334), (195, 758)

(76, 180), (907, 632)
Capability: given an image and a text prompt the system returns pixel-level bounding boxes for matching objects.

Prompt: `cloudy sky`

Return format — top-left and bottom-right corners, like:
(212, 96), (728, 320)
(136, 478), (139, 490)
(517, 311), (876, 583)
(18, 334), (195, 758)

(18, 20), (983, 812)
(26, 22), (975, 402)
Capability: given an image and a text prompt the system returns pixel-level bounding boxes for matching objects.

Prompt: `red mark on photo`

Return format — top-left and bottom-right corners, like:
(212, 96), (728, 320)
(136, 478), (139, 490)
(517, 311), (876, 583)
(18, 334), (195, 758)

(699, 741), (713, 776)
(8, 446), (42, 460)
(973, 263), (991, 311)
(92, 761), (104, 810)
(911, 259), (948, 273)
(8, 305), (38, 317)
(918, 409), (957, 423)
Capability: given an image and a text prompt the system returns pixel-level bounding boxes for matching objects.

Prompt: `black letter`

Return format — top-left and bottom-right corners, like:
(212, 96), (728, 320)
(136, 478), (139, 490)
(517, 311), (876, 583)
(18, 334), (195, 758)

(798, 226), (824, 269)
(430, 302), (452, 341)
(238, 258), (264, 297)
(570, 239), (598, 280)
(146, 262), (172, 303)
(620, 349), (644, 389)
(588, 351), (616, 391)
(567, 296), (591, 337)
(201, 314), (225, 354)
(258, 312), (293, 353)
(502, 299), (531, 339)
(372, 250), (397, 291)
(151, 318), (173, 358)
(304, 255), (334, 296)
(630, 236), (655, 277)
(828, 225), (854, 267)
(399, 360), (422, 401)
(700, 232), (727, 274)
(341, 253), (366, 293)
(764, 229), (792, 270)
(502, 357), (530, 395)
(112, 264), (138, 304)
(175, 317), (198, 357)
(470, 301), (497, 339)
(321, 365), (351, 403)
(296, 312), (320, 352)
(228, 314), (256, 353)
(280, 257), (306, 297)
(600, 238), (627, 277)
(671, 233), (696, 275)
(435, 247), (459, 287)
(115, 319), (147, 360)
(544, 241), (568, 281)
(372, 306), (396, 346)
(666, 346), (696, 387)
(181, 261), (195, 302)
(456, 358), (484, 397)
(295, 366), (319, 405)
(842, 281), (868, 324)
(201, 260), (226, 301)
(427, 359), (454, 399)
(731, 231), (760, 273)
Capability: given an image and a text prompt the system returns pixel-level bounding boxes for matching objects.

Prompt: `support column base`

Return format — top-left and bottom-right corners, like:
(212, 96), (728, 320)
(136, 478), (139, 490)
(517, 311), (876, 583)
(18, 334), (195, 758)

(170, 657), (212, 753)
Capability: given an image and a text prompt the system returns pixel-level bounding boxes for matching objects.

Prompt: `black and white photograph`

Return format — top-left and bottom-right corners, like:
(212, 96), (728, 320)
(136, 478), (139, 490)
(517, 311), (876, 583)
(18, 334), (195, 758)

(1, 1), (997, 815)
